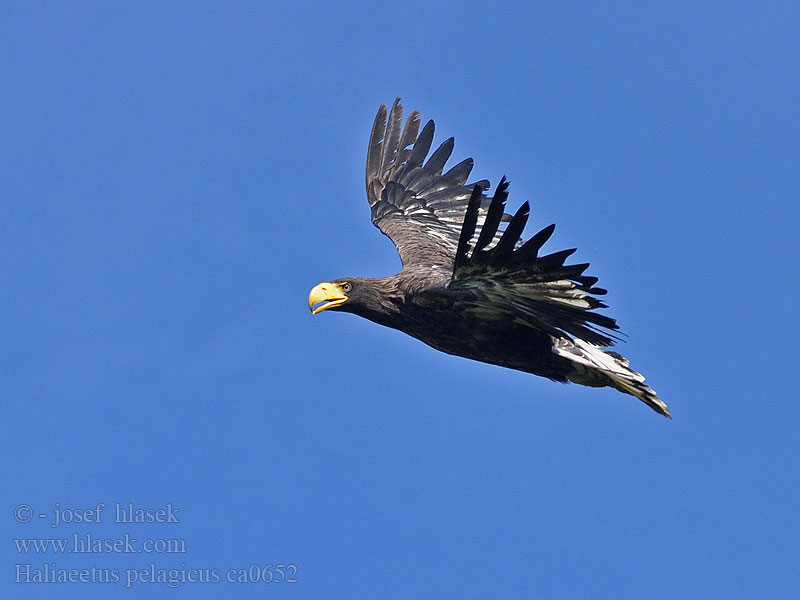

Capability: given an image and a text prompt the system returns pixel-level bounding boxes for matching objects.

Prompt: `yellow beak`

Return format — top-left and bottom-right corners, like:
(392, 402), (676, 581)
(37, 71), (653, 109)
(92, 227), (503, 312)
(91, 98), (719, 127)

(308, 282), (348, 315)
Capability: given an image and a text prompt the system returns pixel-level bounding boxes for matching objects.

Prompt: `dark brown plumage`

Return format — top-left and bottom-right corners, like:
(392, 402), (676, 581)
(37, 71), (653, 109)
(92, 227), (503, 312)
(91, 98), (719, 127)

(309, 99), (669, 418)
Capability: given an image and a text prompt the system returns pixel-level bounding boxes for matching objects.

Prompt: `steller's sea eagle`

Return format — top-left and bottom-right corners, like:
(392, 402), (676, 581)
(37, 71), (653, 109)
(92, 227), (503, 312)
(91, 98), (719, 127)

(309, 99), (669, 418)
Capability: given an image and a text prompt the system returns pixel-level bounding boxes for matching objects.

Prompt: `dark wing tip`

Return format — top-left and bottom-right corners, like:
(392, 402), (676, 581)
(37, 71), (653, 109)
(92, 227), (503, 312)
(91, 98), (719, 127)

(491, 200), (530, 261)
(516, 223), (556, 260)
(454, 184), (489, 271)
(474, 177), (510, 254)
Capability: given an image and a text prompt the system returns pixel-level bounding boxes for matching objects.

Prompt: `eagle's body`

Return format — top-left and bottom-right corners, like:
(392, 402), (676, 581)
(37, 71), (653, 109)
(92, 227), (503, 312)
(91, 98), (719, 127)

(309, 99), (669, 418)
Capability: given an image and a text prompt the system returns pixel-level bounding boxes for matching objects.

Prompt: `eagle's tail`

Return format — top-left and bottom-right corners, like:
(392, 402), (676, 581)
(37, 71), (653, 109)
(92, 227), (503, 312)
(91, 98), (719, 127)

(553, 338), (671, 418)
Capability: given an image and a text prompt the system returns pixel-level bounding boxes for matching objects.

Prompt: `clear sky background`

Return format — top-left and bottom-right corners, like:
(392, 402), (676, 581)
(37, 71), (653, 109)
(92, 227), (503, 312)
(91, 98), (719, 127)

(3, 2), (798, 598)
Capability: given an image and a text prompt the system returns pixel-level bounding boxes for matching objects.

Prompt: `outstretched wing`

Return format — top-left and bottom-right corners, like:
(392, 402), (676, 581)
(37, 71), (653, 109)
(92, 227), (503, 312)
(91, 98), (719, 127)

(366, 98), (507, 269)
(447, 178), (619, 347)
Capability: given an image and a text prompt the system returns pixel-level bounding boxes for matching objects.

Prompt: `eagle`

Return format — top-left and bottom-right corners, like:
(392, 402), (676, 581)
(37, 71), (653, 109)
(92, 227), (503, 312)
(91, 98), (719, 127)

(308, 99), (670, 418)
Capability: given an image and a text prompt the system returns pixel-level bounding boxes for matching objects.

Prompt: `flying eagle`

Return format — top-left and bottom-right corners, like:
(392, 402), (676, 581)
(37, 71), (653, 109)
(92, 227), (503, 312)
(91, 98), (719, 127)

(309, 99), (669, 418)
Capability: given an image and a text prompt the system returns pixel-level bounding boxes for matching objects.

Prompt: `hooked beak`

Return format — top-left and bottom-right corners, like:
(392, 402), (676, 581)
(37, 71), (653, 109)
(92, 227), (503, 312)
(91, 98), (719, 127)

(308, 282), (348, 315)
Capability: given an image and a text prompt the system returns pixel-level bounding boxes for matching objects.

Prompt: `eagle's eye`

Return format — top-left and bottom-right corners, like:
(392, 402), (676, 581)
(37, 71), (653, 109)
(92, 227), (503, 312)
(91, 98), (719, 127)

(341, 282), (352, 292)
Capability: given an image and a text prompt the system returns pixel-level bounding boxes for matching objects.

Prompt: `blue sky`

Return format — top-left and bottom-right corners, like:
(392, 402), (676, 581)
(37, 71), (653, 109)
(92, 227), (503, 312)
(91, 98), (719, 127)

(2, 2), (798, 598)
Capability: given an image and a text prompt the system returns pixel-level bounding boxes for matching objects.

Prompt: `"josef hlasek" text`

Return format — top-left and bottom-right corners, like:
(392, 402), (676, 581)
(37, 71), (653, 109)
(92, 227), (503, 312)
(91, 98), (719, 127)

(49, 503), (179, 528)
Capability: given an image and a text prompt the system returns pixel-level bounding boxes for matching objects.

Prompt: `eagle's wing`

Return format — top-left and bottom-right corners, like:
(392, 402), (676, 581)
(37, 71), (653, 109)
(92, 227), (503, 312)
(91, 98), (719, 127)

(366, 98), (507, 269)
(438, 179), (619, 346)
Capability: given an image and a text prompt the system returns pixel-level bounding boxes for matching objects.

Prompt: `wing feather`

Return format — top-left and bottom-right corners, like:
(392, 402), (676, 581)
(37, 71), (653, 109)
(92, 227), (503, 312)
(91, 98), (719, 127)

(474, 177), (509, 255)
(453, 185), (486, 272)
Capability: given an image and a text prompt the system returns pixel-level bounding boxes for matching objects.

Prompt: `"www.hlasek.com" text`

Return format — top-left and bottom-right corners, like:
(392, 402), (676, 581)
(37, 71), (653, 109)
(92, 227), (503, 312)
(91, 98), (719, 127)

(15, 533), (186, 554)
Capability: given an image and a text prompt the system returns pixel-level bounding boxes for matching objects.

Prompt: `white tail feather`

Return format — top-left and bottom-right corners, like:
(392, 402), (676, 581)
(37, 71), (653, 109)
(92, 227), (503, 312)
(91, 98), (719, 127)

(552, 338), (670, 418)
